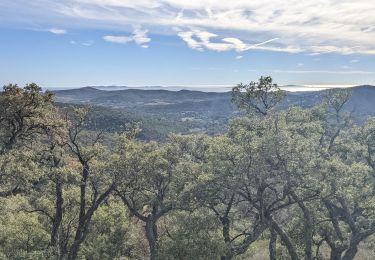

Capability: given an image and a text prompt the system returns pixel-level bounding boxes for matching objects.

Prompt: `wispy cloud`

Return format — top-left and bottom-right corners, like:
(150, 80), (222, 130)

(310, 46), (360, 55)
(177, 29), (300, 53)
(103, 25), (151, 48)
(70, 40), (94, 46)
(272, 69), (374, 75)
(235, 55), (243, 60)
(247, 68), (374, 75)
(2, 1), (375, 55)
(81, 40), (94, 46)
(49, 28), (67, 34)
(103, 35), (132, 44)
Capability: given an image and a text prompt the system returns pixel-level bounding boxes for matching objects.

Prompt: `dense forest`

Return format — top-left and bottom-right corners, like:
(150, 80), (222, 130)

(1, 77), (375, 259)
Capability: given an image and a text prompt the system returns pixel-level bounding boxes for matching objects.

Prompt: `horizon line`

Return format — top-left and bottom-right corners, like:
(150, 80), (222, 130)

(42, 84), (375, 93)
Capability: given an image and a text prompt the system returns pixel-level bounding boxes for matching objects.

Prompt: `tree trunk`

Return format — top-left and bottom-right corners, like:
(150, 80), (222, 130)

(67, 185), (114, 260)
(270, 219), (299, 260)
(221, 254), (233, 260)
(67, 240), (81, 260)
(324, 234), (346, 260)
(342, 239), (359, 260)
(342, 245), (358, 260)
(78, 165), (89, 223)
(2, 132), (17, 154)
(330, 248), (344, 260)
(220, 216), (233, 260)
(269, 226), (277, 260)
(145, 215), (158, 260)
(290, 191), (313, 260)
(50, 176), (64, 258)
(67, 165), (90, 260)
(67, 220), (88, 260)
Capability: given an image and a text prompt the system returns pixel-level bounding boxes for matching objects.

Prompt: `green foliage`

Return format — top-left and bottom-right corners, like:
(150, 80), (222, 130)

(232, 76), (286, 115)
(79, 199), (136, 259)
(0, 196), (50, 259)
(0, 83), (59, 152)
(158, 211), (227, 260)
(1, 81), (375, 260)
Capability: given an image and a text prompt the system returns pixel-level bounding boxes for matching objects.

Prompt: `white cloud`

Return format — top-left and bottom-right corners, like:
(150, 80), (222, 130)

(310, 45), (360, 55)
(70, 40), (94, 46)
(177, 29), (300, 53)
(81, 41), (94, 46)
(177, 31), (203, 51)
(103, 35), (132, 44)
(103, 26), (151, 47)
(3, 1), (375, 55)
(308, 53), (321, 57)
(235, 55), (243, 60)
(132, 26), (151, 48)
(222, 38), (247, 51)
(49, 28), (67, 34)
(350, 59), (359, 63)
(272, 69), (374, 75)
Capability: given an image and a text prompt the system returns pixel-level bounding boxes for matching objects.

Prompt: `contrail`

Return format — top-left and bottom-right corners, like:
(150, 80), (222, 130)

(253, 38), (279, 47)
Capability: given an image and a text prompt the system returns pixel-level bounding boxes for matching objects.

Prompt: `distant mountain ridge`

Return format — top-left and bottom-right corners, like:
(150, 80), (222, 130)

(54, 87), (233, 114)
(52, 85), (375, 139)
(53, 85), (375, 115)
(69, 85), (234, 92)
(48, 84), (357, 93)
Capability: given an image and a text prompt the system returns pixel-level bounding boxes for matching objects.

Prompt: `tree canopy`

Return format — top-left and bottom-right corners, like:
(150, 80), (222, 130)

(0, 80), (374, 260)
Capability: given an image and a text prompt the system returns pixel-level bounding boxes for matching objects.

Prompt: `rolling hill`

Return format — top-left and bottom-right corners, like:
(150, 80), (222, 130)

(52, 85), (375, 140)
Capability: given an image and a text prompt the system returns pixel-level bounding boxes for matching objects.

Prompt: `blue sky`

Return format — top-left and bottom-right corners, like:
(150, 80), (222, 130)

(0, 0), (374, 89)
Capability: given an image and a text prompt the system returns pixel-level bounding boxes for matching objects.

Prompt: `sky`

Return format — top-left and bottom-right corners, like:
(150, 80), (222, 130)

(0, 0), (374, 90)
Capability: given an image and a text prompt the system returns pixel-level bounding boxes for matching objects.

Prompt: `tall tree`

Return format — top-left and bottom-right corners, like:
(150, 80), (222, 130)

(183, 134), (269, 260)
(65, 107), (117, 260)
(114, 134), (189, 260)
(228, 106), (326, 260)
(232, 76), (286, 116)
(0, 83), (62, 197)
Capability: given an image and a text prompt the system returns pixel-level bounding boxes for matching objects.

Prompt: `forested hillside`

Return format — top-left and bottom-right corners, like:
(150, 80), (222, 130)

(1, 77), (375, 259)
(53, 85), (375, 141)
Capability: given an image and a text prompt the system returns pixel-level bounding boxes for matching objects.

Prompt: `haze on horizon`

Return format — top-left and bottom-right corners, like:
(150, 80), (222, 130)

(0, 0), (374, 90)
(44, 84), (358, 93)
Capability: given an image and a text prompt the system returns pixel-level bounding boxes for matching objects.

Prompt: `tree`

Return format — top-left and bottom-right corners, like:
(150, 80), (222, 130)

(0, 83), (63, 197)
(79, 199), (136, 259)
(25, 109), (69, 258)
(0, 83), (56, 153)
(1, 80), (375, 259)
(228, 105), (328, 260)
(114, 134), (190, 260)
(314, 118), (375, 260)
(180, 134), (269, 260)
(232, 76), (286, 116)
(158, 210), (227, 260)
(65, 107), (117, 260)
